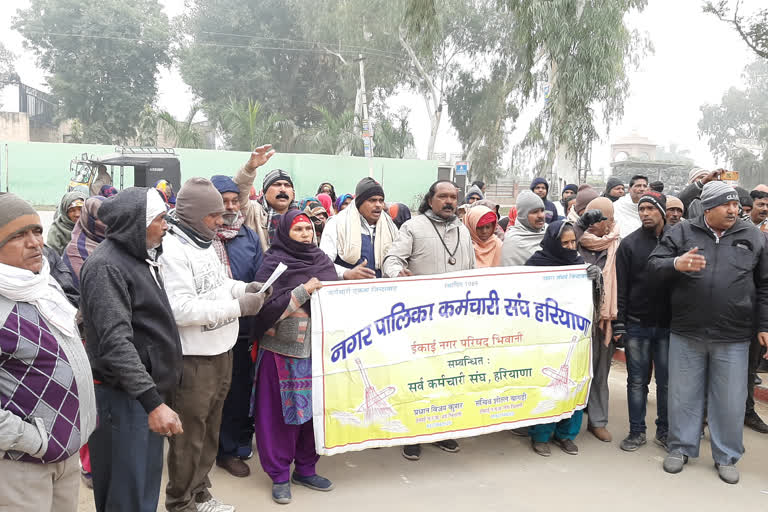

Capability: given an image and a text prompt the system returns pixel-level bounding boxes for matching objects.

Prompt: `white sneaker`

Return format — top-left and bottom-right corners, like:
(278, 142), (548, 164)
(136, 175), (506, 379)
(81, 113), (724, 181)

(196, 498), (235, 512)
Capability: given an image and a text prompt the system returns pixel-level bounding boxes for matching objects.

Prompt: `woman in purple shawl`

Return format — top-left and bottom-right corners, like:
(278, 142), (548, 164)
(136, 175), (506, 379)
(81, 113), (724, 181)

(252, 210), (338, 504)
(62, 196), (107, 290)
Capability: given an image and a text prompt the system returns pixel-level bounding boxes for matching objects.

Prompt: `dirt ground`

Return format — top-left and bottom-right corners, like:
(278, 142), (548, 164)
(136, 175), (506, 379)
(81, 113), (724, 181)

(75, 361), (768, 512)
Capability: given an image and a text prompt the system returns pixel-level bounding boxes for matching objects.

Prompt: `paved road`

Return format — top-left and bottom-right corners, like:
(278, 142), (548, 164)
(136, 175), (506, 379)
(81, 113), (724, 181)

(75, 362), (768, 511)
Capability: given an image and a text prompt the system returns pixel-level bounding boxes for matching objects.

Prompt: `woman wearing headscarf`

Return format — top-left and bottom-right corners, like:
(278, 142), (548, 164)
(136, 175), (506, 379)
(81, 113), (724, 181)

(473, 199), (505, 240)
(525, 220), (586, 455)
(576, 196), (621, 444)
(316, 193), (334, 216)
(316, 183), (337, 209)
(62, 196), (107, 290)
(388, 202), (412, 229)
(334, 193), (354, 213)
(155, 179), (176, 208)
(464, 205), (502, 268)
(99, 185), (118, 198)
(47, 190), (88, 255)
(60, 195), (107, 487)
(252, 210), (339, 505)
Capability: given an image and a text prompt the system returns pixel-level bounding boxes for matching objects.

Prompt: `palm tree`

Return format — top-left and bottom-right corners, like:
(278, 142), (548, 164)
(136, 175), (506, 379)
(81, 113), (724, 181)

(157, 105), (204, 149)
(373, 112), (415, 158)
(223, 98), (286, 151)
(306, 106), (362, 156)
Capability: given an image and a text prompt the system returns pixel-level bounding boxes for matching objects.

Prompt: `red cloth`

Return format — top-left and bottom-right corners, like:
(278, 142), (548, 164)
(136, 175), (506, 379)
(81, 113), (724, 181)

(290, 214), (312, 228)
(508, 206), (518, 226)
(477, 211), (497, 227)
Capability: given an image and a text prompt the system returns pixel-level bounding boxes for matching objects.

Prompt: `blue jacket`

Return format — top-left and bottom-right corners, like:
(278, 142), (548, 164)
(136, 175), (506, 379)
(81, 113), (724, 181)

(225, 224), (264, 339)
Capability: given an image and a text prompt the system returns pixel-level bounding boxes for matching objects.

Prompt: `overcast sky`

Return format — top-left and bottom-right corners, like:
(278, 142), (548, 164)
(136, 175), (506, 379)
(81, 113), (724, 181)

(0, 0), (761, 175)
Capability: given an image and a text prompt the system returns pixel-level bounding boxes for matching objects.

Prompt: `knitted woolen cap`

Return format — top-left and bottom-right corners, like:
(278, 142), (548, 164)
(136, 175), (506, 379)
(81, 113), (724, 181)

(701, 181), (739, 210)
(0, 193), (40, 248)
(175, 178), (225, 240)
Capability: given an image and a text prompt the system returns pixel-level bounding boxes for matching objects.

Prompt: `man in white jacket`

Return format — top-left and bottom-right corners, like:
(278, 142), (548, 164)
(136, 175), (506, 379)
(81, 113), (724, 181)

(614, 175), (648, 239)
(160, 178), (269, 512)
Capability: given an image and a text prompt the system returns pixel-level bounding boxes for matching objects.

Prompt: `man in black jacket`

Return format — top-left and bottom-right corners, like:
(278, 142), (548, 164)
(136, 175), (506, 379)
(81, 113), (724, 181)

(615, 191), (670, 453)
(80, 188), (184, 512)
(649, 181), (768, 485)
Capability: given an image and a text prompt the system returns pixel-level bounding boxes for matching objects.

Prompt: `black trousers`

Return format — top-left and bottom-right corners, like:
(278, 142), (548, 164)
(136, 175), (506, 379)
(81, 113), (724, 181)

(746, 336), (763, 415)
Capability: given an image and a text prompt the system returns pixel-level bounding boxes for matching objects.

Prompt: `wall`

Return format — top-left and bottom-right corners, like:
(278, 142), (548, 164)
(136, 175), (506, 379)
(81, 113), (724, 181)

(0, 113), (30, 142)
(0, 141), (438, 207)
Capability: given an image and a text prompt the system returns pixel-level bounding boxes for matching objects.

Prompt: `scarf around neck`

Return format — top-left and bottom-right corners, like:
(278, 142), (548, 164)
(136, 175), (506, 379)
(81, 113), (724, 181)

(253, 210), (339, 340)
(526, 220), (584, 267)
(167, 210), (212, 249)
(0, 258), (78, 338)
(464, 205), (502, 268)
(212, 212), (245, 277)
(579, 221), (621, 345)
(336, 202), (397, 270)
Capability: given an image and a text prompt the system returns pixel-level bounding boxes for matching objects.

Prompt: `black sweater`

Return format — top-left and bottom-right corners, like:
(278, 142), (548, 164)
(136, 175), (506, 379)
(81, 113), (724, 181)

(616, 225), (670, 329)
(80, 188), (183, 413)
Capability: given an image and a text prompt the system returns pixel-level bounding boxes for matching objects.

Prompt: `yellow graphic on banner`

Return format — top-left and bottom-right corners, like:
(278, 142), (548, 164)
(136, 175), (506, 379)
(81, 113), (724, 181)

(310, 266), (594, 455)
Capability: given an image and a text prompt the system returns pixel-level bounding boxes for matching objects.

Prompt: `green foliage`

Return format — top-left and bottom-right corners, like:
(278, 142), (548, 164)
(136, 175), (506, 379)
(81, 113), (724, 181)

(137, 105), (158, 147)
(509, 0), (650, 180)
(373, 110), (416, 159)
(305, 106), (363, 156)
(0, 43), (16, 83)
(222, 98), (285, 152)
(704, 1), (768, 59)
(158, 106), (205, 149)
(699, 60), (768, 188)
(14, 0), (171, 144)
(177, 0), (403, 138)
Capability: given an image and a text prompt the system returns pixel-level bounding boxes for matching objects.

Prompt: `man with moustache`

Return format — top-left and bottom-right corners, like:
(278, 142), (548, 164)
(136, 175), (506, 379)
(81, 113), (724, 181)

(382, 180), (475, 461)
(665, 197), (684, 227)
(321, 177), (398, 280)
(649, 181), (768, 484)
(233, 145), (297, 251)
(209, 175), (265, 478)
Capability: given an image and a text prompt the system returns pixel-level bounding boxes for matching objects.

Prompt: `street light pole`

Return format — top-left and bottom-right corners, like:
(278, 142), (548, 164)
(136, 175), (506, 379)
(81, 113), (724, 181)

(357, 54), (374, 178)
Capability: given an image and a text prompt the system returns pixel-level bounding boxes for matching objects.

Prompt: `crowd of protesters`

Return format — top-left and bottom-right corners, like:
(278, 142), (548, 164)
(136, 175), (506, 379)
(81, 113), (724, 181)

(1, 143), (767, 511)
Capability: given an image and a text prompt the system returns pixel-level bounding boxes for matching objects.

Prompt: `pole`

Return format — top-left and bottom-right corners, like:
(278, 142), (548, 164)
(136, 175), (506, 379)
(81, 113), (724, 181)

(357, 54), (374, 178)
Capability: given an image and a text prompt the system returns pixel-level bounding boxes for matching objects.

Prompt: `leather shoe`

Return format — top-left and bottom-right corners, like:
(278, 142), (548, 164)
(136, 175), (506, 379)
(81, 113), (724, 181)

(745, 412), (768, 434)
(216, 456), (250, 478)
(588, 425), (612, 442)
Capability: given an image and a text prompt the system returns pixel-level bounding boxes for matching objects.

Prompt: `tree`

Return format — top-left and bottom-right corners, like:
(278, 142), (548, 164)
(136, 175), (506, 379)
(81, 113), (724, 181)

(137, 105), (158, 146)
(177, 0), (403, 139)
(699, 60), (768, 188)
(13, 0), (171, 143)
(222, 98), (286, 152)
(305, 106), (362, 156)
(397, 0), (497, 159)
(704, 1), (768, 59)
(373, 110), (416, 159)
(405, 0), (649, 186)
(0, 43), (15, 83)
(158, 106), (205, 149)
(0, 43), (16, 110)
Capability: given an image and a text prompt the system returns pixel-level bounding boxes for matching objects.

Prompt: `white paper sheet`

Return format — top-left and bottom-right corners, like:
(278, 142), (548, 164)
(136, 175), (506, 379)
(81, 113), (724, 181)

(260, 262), (287, 293)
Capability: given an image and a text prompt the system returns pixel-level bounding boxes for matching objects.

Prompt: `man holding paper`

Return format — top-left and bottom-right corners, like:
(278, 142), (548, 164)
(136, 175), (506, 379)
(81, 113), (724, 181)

(160, 178), (271, 512)
(209, 175), (265, 478)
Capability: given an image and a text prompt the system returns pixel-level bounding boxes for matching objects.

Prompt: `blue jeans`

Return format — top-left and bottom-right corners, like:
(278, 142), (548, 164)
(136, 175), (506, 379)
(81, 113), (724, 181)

(625, 324), (669, 436)
(89, 386), (165, 512)
(668, 333), (748, 465)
